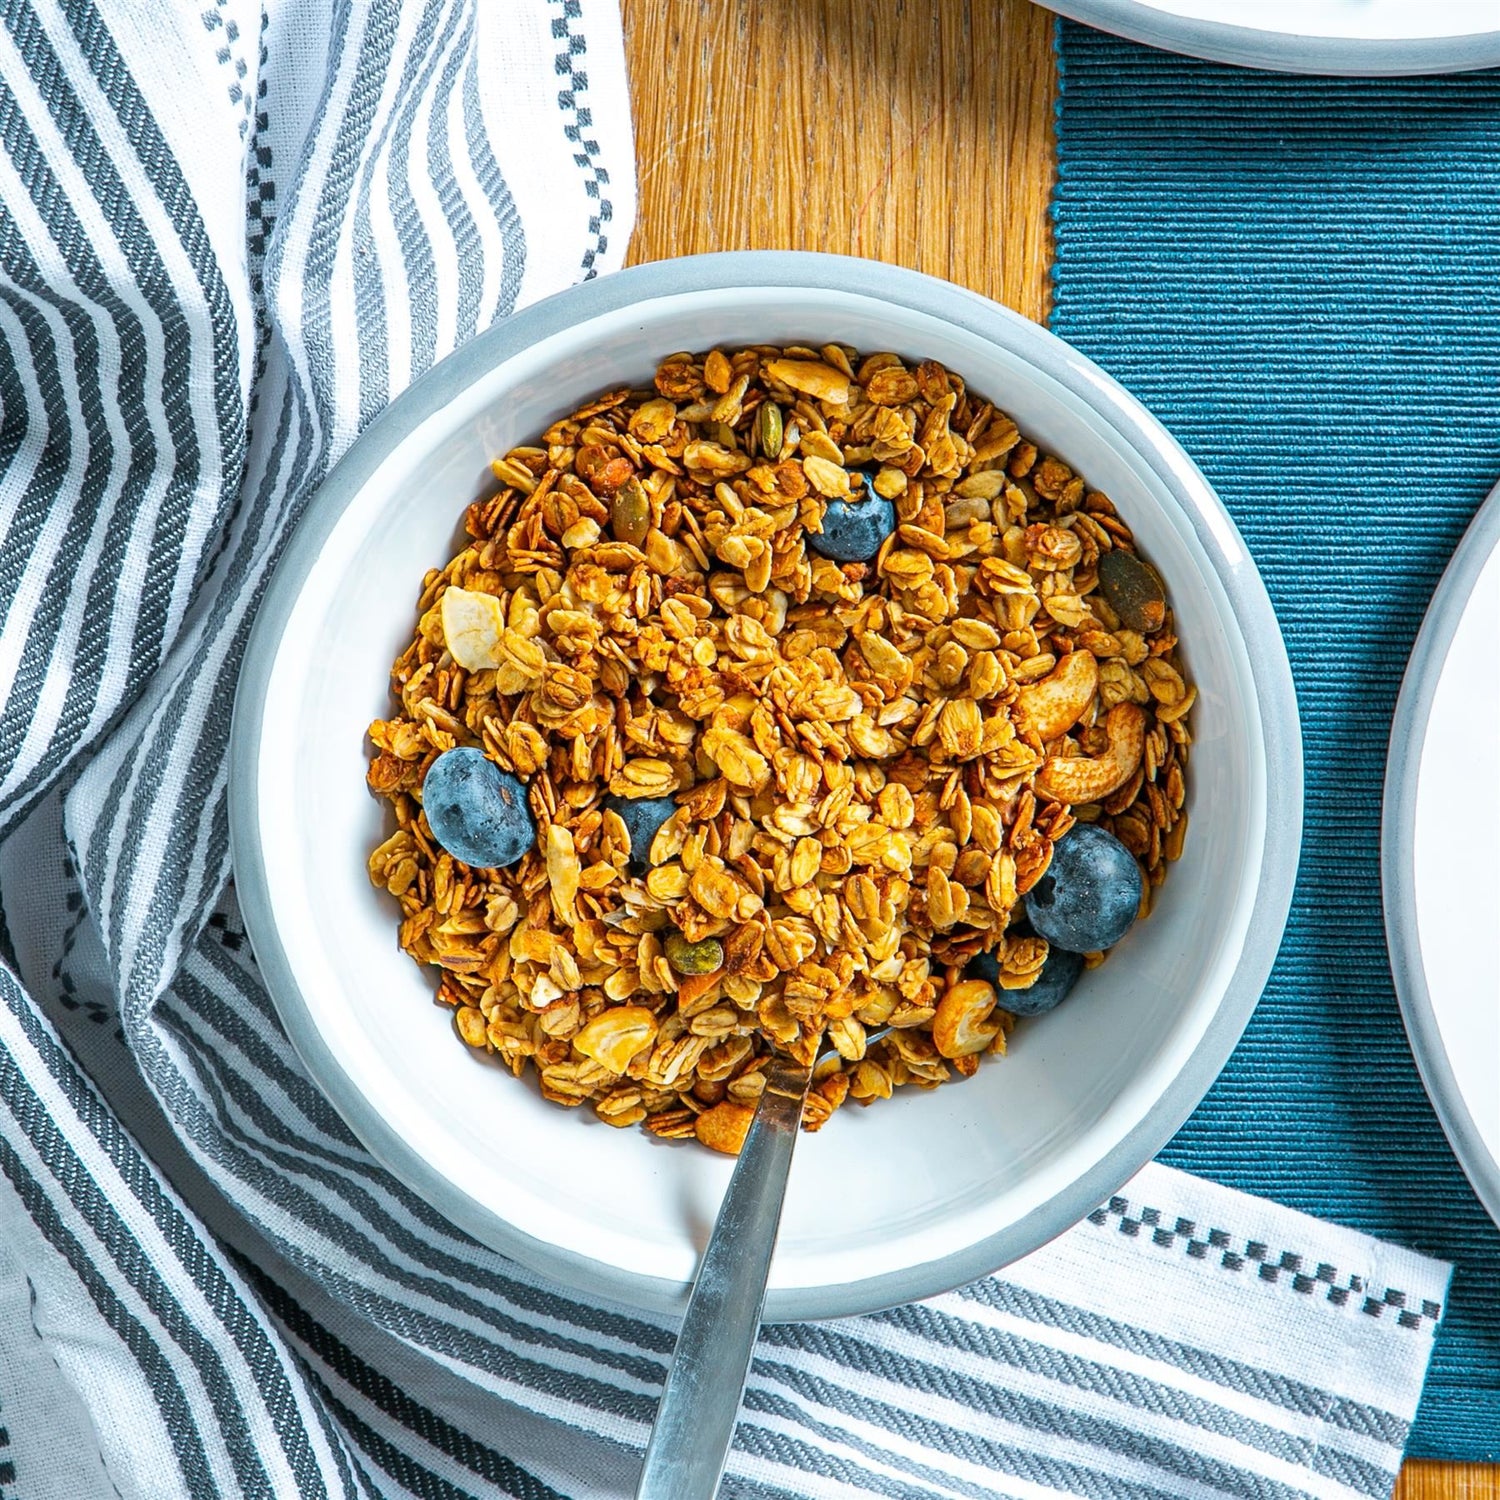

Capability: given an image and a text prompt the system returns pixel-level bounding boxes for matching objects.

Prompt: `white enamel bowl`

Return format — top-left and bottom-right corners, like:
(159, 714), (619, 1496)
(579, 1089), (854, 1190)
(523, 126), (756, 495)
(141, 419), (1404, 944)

(230, 253), (1301, 1318)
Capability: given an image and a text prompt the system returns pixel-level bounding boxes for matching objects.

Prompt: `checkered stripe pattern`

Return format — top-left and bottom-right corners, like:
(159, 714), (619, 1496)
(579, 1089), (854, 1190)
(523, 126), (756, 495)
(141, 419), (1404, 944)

(551, 0), (613, 276)
(202, 0), (256, 138)
(244, 11), (275, 410)
(1089, 1195), (1443, 1331)
(0, 1396), (12, 1500)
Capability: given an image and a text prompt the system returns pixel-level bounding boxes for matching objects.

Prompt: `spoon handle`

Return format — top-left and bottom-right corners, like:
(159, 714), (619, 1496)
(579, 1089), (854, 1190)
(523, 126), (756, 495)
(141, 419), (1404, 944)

(634, 1057), (812, 1500)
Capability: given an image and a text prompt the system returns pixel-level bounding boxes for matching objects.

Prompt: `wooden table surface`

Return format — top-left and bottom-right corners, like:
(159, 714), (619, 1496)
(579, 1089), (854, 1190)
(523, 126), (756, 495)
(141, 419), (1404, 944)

(618, 2), (1495, 1495)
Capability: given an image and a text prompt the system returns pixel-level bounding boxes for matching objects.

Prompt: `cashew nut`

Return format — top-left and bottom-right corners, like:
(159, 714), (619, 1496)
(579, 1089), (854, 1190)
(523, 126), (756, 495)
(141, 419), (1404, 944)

(1012, 649), (1098, 742)
(932, 979), (1001, 1058)
(1034, 702), (1147, 804)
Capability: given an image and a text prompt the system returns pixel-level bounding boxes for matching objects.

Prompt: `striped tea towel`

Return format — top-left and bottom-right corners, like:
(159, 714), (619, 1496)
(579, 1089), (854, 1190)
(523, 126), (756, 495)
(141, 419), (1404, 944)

(0, 1), (1450, 1497)
(0, 832), (1457, 1500)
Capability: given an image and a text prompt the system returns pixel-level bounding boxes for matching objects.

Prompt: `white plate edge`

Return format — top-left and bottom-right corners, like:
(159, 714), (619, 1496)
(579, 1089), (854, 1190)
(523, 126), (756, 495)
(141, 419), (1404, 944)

(1382, 478), (1500, 1230)
(1038, 0), (1500, 75)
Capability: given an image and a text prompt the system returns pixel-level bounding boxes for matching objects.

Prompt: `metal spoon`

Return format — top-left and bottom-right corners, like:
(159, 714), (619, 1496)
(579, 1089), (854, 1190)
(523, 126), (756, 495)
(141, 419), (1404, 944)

(633, 1030), (888, 1500)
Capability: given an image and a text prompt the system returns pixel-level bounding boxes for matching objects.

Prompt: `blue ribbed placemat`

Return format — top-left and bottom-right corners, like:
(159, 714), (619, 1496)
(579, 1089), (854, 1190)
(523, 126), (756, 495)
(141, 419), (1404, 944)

(1051, 23), (1500, 1461)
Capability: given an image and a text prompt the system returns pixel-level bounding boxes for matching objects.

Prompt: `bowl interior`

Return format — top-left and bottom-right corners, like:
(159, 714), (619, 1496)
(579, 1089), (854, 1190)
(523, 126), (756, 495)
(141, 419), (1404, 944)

(248, 284), (1267, 1310)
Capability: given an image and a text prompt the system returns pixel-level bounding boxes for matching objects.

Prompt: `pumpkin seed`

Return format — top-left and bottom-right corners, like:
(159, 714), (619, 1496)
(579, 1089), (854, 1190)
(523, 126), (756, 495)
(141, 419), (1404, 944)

(611, 478), (651, 546)
(756, 400), (783, 460)
(1097, 550), (1167, 634)
(664, 931), (724, 976)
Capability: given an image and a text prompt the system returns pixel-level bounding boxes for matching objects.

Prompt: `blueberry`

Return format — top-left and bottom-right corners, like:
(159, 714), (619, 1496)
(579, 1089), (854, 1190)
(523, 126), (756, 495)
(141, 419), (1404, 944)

(964, 950), (1000, 985)
(605, 793), (678, 870)
(808, 472), (896, 563)
(1001, 947), (1086, 1016)
(421, 747), (535, 868)
(963, 932), (1084, 1016)
(1022, 824), (1142, 954)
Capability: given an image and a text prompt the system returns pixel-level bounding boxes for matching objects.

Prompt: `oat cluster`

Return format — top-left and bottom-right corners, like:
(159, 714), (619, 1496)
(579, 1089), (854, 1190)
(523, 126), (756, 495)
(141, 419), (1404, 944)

(366, 346), (1194, 1153)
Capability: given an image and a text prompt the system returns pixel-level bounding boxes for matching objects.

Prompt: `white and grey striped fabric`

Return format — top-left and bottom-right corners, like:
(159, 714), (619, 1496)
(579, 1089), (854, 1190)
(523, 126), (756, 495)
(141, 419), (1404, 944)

(0, 2), (1451, 1497)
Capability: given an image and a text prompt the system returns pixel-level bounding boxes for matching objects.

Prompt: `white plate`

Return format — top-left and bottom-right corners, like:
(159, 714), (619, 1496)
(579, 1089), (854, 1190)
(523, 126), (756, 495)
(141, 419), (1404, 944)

(1383, 480), (1500, 1228)
(1039, 0), (1500, 74)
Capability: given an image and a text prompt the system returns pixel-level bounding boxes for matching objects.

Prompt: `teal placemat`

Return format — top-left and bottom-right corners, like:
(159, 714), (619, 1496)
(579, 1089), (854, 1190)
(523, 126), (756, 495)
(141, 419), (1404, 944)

(1051, 24), (1500, 1460)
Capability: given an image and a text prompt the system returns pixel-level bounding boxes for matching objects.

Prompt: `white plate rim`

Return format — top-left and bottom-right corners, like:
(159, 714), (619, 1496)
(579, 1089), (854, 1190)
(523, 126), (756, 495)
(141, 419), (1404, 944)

(1382, 478), (1500, 1230)
(229, 250), (1304, 1318)
(1039, 0), (1500, 75)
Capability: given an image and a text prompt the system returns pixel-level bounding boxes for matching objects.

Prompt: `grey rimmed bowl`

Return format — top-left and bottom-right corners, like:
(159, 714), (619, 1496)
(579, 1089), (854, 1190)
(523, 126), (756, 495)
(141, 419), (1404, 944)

(229, 252), (1302, 1319)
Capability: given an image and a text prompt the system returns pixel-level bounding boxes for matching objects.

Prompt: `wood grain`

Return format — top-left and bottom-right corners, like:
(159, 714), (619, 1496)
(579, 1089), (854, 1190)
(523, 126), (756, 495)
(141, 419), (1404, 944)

(621, 0), (1057, 323)
(1396, 1462), (1500, 1499)
(619, 2), (1496, 1494)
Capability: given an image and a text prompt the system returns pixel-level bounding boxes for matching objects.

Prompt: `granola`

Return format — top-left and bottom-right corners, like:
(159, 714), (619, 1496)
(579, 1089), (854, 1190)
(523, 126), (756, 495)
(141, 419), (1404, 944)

(366, 346), (1193, 1152)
